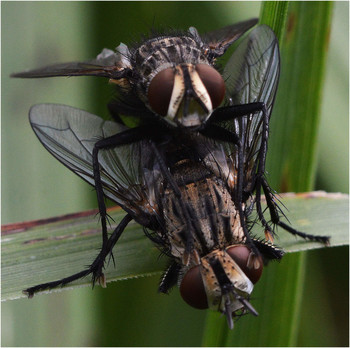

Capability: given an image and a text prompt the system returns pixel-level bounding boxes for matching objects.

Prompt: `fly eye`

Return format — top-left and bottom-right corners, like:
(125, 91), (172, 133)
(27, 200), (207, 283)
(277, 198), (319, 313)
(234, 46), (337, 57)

(148, 68), (175, 116)
(180, 265), (208, 309)
(226, 246), (263, 284)
(196, 64), (225, 109)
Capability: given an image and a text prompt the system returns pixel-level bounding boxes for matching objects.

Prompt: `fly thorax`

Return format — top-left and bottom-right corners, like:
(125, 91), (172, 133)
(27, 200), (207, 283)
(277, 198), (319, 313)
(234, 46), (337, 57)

(134, 35), (207, 85)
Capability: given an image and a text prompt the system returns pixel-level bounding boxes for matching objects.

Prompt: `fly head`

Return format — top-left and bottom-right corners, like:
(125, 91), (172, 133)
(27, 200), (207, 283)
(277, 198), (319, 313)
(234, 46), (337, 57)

(179, 245), (263, 328)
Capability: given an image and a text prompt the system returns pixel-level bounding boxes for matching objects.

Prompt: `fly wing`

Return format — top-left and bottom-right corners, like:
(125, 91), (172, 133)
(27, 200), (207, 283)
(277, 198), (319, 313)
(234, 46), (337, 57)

(29, 104), (156, 221)
(11, 47), (130, 80)
(200, 18), (258, 57)
(220, 24), (280, 189)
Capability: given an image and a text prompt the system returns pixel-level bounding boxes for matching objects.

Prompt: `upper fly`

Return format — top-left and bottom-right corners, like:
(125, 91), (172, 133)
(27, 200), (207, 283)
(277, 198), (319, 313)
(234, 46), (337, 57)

(12, 19), (257, 128)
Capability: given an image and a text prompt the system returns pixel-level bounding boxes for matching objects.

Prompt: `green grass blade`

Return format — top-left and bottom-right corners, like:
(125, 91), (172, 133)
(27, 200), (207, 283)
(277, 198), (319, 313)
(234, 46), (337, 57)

(2, 192), (347, 303)
(259, 1), (289, 40)
(2, 207), (166, 301)
(262, 2), (333, 346)
(202, 2), (335, 346)
(267, 2), (334, 191)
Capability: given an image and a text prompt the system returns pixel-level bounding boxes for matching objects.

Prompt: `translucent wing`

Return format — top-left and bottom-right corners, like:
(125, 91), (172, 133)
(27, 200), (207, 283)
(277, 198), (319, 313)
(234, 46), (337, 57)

(221, 24), (280, 188)
(200, 18), (258, 57)
(11, 46), (130, 79)
(29, 104), (156, 221)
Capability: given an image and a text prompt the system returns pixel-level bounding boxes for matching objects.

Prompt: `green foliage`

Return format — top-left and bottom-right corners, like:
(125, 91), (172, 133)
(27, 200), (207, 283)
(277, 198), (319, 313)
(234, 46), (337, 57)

(3, 192), (347, 302)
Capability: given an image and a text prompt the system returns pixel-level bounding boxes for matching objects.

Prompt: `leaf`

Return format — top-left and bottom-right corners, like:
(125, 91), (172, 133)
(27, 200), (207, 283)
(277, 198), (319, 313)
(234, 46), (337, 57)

(2, 207), (164, 301)
(2, 191), (348, 302)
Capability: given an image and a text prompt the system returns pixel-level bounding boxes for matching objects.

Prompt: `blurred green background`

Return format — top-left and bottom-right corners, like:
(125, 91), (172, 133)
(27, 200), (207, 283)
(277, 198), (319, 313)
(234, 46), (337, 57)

(2, 2), (348, 346)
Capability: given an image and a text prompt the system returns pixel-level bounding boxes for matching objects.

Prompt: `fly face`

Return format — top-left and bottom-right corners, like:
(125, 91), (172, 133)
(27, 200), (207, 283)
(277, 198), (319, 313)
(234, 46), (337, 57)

(180, 247), (262, 330)
(148, 62), (225, 127)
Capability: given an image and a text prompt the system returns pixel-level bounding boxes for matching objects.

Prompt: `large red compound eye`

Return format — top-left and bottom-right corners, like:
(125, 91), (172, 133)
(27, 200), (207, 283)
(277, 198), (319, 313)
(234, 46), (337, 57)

(196, 64), (225, 109)
(148, 68), (175, 116)
(180, 265), (208, 309)
(226, 246), (263, 284)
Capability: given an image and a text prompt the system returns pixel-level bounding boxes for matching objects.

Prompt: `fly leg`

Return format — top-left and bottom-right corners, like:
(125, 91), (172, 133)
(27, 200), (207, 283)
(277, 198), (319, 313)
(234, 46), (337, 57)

(252, 238), (284, 262)
(150, 142), (196, 265)
(23, 214), (133, 298)
(236, 132), (261, 256)
(79, 125), (158, 290)
(248, 105), (328, 244)
(93, 125), (196, 266)
(215, 102), (330, 246)
(260, 178), (330, 244)
(243, 103), (276, 242)
(92, 125), (156, 250)
(209, 102), (265, 123)
(158, 261), (182, 294)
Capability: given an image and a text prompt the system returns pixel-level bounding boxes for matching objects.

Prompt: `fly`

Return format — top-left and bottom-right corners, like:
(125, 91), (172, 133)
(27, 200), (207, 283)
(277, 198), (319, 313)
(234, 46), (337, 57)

(24, 104), (280, 328)
(12, 20), (330, 329)
(12, 18), (258, 128)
